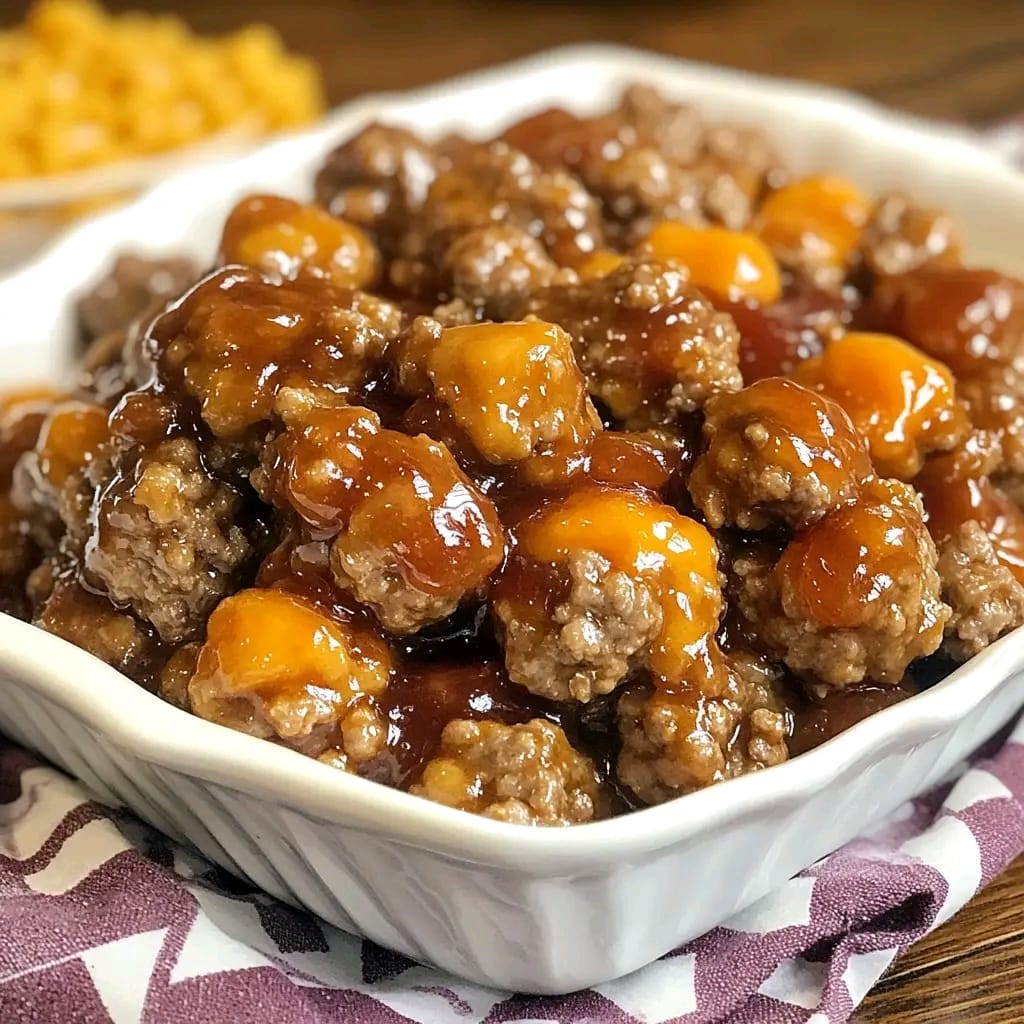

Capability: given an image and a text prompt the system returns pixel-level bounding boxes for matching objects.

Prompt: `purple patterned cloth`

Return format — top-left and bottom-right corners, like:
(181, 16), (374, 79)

(1, 717), (1023, 1024)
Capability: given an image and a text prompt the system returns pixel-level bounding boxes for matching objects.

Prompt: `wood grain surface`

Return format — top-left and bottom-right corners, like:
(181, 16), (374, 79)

(4, 0), (1024, 1019)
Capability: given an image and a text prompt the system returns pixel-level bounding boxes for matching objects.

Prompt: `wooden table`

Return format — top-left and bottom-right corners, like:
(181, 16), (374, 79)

(6, 0), (1024, 1018)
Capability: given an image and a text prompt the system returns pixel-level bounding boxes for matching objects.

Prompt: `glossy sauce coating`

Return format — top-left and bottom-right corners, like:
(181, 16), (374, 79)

(779, 478), (941, 633)
(512, 485), (722, 686)
(916, 436), (1024, 583)
(754, 174), (871, 282)
(264, 398), (503, 597)
(149, 267), (401, 439)
(797, 331), (967, 480)
(689, 377), (872, 530)
(189, 587), (391, 755)
(522, 259), (742, 427)
(642, 221), (782, 302)
(871, 267), (1024, 375)
(424, 321), (600, 484)
(220, 194), (380, 290)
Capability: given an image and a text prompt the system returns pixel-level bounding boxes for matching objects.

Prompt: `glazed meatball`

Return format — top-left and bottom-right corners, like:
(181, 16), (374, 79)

(314, 122), (441, 254)
(936, 521), (1024, 660)
(219, 194), (380, 290)
(411, 718), (604, 825)
(916, 433), (1024, 584)
(34, 574), (159, 682)
(870, 266), (1024, 376)
(77, 253), (198, 343)
(582, 147), (705, 237)
(518, 257), (742, 427)
(754, 175), (871, 289)
(796, 332), (967, 480)
(493, 485), (722, 701)
(404, 140), (604, 271)
(689, 378), (872, 530)
(617, 649), (790, 805)
(441, 224), (573, 316)
(147, 267), (403, 440)
(188, 588), (391, 767)
(860, 193), (961, 278)
(956, 362), (1024, 477)
(85, 437), (253, 643)
(256, 391), (504, 632)
(11, 400), (111, 550)
(0, 389), (57, 489)
(732, 478), (948, 688)
(396, 319), (601, 485)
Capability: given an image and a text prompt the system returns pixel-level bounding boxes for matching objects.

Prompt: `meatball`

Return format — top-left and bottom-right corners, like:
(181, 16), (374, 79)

(731, 478), (948, 688)
(581, 147), (705, 237)
(916, 433), (1024, 584)
(11, 400), (111, 550)
(219, 194), (380, 290)
(411, 718), (604, 825)
(396, 319), (601, 485)
(689, 378), (872, 530)
(188, 588), (391, 767)
(870, 266), (1024, 376)
(406, 140), (604, 271)
(753, 175), (871, 289)
(256, 391), (504, 632)
(0, 388), (57, 489)
(77, 253), (198, 343)
(937, 521), (1024, 660)
(796, 332), (967, 480)
(314, 122), (441, 254)
(617, 649), (790, 805)
(34, 574), (159, 682)
(860, 192), (961, 278)
(441, 224), (574, 316)
(147, 267), (403, 440)
(581, 429), (687, 497)
(518, 257), (742, 428)
(85, 437), (253, 643)
(956, 362), (1024, 477)
(493, 485), (722, 701)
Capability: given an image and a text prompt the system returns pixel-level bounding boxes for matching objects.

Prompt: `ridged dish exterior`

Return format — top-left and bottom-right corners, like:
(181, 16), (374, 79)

(1, 46), (1023, 994)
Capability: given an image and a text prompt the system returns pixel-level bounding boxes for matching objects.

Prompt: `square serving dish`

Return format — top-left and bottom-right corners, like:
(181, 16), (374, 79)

(2, 45), (1024, 995)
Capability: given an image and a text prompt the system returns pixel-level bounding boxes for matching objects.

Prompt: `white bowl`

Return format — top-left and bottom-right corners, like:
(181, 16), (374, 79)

(1, 44), (1023, 995)
(0, 125), (260, 273)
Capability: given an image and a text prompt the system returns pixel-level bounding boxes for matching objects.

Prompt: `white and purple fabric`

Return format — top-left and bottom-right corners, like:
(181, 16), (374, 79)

(1, 715), (1023, 1024)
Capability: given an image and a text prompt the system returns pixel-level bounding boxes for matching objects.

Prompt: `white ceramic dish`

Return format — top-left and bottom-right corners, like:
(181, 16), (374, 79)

(0, 126), (260, 272)
(1, 45), (1023, 995)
